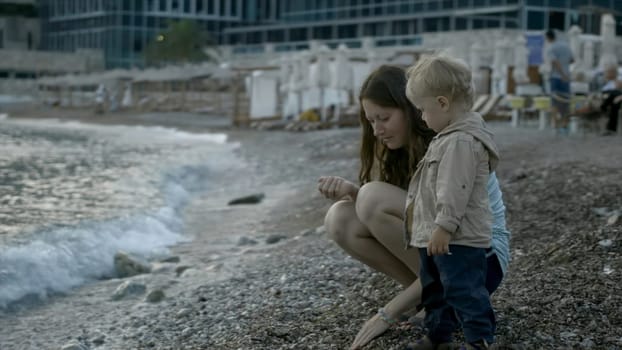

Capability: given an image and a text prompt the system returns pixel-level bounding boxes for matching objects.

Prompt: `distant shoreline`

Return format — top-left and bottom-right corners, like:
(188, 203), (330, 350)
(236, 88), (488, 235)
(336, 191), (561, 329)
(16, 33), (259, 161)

(3, 102), (234, 133)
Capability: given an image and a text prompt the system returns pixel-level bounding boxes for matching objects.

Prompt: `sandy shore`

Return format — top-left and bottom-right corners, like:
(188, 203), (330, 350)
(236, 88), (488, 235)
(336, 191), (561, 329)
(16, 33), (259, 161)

(0, 107), (621, 349)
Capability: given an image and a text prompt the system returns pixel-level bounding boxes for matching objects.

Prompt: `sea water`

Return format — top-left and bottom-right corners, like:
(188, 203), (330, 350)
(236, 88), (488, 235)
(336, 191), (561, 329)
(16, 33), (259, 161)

(0, 118), (241, 308)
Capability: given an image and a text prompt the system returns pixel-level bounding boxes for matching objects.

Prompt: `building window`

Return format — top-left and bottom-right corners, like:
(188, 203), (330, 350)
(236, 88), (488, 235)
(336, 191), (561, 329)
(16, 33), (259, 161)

(248, 31), (262, 44)
(440, 17), (450, 31)
(456, 17), (468, 30)
(267, 29), (284, 42)
(549, 0), (567, 7)
(392, 20), (410, 35)
(289, 28), (307, 41)
(424, 18), (438, 32)
(526, 0), (544, 5)
(486, 19), (500, 28)
(506, 19), (519, 28)
(0, 29), (3, 49)
(228, 33), (241, 45)
(592, 0), (611, 8)
(134, 38), (143, 52)
(159, 0), (166, 11)
(312, 26), (332, 39)
(338, 24), (357, 38)
(527, 10), (545, 30)
(549, 11), (565, 30)
(363, 23), (376, 36)
(232, 0), (238, 16)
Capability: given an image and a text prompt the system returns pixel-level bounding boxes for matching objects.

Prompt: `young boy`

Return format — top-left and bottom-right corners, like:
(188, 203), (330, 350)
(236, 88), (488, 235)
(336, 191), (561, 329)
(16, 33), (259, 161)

(403, 55), (500, 350)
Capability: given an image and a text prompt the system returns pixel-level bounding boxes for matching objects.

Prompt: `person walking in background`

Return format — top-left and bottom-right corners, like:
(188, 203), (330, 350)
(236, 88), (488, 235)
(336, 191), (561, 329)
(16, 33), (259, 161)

(600, 65), (622, 136)
(545, 29), (574, 135)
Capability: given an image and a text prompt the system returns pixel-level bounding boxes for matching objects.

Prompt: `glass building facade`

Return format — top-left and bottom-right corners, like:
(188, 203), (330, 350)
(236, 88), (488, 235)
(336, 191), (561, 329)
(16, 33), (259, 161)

(39, 0), (251, 68)
(39, 0), (622, 68)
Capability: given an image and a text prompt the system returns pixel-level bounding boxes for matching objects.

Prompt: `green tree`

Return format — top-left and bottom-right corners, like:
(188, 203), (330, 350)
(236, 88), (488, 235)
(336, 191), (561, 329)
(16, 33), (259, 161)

(144, 20), (213, 66)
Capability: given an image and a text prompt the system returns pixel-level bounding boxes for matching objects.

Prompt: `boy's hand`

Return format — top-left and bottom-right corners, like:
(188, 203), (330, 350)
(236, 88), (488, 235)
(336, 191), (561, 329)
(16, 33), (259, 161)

(427, 227), (451, 256)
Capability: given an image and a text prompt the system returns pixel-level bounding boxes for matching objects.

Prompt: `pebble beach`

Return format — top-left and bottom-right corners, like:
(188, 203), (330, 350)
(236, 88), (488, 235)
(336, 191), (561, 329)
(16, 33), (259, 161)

(0, 109), (621, 350)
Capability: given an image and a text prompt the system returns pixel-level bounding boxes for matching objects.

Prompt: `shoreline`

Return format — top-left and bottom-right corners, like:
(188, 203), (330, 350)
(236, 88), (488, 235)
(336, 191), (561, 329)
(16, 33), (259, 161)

(0, 106), (621, 349)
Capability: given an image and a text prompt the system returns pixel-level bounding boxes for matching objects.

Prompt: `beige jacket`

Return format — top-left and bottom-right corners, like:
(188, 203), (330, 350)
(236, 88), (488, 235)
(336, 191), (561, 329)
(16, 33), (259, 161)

(404, 112), (499, 249)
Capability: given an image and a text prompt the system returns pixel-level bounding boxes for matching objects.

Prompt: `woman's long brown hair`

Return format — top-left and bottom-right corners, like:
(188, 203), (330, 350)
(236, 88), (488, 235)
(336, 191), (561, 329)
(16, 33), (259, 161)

(358, 65), (436, 189)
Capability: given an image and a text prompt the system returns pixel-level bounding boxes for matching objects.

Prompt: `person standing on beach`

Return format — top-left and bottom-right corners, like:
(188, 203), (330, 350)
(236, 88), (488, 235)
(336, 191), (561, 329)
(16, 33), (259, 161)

(403, 55), (498, 349)
(545, 29), (574, 134)
(317, 65), (510, 349)
(600, 65), (622, 136)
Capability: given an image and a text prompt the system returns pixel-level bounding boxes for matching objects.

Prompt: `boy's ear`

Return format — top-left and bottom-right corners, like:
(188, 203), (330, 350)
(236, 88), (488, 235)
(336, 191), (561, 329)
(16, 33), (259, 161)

(437, 96), (450, 111)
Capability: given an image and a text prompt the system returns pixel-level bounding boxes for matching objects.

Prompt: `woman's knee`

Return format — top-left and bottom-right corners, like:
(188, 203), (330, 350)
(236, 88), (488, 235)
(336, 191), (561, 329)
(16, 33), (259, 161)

(324, 200), (358, 245)
(355, 181), (390, 224)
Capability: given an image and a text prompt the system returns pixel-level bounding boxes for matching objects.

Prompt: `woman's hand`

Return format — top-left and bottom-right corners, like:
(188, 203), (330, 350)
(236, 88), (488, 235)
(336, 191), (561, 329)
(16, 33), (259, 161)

(349, 313), (390, 349)
(317, 176), (357, 200)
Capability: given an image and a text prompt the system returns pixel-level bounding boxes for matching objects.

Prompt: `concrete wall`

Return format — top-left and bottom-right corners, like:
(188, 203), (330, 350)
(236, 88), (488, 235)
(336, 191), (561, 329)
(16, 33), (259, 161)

(0, 17), (39, 50)
(0, 48), (105, 73)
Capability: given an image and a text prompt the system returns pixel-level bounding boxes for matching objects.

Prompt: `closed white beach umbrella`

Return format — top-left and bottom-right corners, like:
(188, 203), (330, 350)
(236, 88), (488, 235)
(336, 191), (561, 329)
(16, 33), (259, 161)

(278, 56), (291, 94)
(293, 52), (310, 117)
(470, 41), (487, 94)
(568, 25), (584, 80)
(312, 45), (332, 122)
(583, 39), (595, 74)
(599, 13), (617, 70)
(513, 35), (529, 85)
(492, 39), (506, 95)
(331, 44), (353, 122)
(367, 50), (382, 75)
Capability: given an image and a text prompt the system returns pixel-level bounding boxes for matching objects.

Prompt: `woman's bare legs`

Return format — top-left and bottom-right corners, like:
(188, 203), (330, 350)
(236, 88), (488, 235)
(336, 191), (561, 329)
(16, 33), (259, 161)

(325, 182), (418, 287)
(325, 181), (424, 349)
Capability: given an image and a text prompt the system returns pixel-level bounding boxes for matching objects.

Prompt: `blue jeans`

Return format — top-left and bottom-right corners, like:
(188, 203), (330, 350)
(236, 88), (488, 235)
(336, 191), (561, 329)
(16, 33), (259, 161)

(418, 246), (496, 344)
(550, 77), (571, 118)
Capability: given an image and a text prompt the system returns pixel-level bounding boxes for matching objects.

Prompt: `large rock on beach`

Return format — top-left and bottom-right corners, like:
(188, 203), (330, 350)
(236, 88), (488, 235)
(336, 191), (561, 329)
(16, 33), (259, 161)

(227, 193), (265, 205)
(111, 280), (146, 301)
(114, 251), (151, 278)
(145, 289), (166, 303)
(60, 341), (88, 350)
(266, 234), (287, 244)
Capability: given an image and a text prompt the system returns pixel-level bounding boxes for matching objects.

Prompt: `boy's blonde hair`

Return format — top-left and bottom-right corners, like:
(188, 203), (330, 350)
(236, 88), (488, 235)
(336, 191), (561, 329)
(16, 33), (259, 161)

(405, 54), (475, 110)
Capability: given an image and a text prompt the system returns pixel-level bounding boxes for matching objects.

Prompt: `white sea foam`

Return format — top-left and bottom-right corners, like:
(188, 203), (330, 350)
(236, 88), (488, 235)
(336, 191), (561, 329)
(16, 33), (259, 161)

(0, 120), (244, 309)
(0, 207), (186, 308)
(0, 118), (230, 145)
